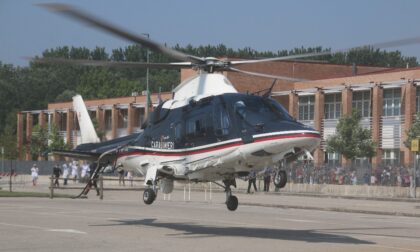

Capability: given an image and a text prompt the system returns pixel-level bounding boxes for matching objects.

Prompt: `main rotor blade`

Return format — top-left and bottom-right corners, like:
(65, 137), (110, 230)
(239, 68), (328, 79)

(31, 57), (192, 69)
(227, 67), (306, 82)
(230, 35), (420, 65)
(38, 3), (204, 64)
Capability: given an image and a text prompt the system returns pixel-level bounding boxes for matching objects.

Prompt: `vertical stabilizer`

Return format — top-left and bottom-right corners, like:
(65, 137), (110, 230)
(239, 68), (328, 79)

(72, 95), (100, 144)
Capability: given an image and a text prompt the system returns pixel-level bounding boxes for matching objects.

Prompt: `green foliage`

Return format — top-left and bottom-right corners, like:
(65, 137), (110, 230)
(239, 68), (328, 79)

(0, 124), (18, 159)
(55, 89), (78, 102)
(29, 124), (69, 160)
(48, 124), (68, 151)
(326, 110), (376, 160)
(91, 118), (105, 141)
(404, 112), (420, 149)
(30, 125), (49, 159)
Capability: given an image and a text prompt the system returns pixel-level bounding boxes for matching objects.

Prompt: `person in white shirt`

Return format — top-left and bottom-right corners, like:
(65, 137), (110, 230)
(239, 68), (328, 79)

(81, 162), (90, 183)
(30, 164), (39, 186)
(62, 163), (70, 185)
(71, 162), (79, 183)
(127, 170), (134, 187)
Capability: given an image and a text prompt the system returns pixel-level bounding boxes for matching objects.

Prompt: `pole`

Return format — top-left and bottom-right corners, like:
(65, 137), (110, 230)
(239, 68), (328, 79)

(411, 139), (419, 198)
(209, 182), (212, 201)
(142, 33), (150, 118)
(188, 183), (191, 201)
(414, 152), (417, 198)
(9, 160), (12, 192)
(1, 146), (4, 173)
(99, 175), (103, 200)
(49, 176), (54, 199)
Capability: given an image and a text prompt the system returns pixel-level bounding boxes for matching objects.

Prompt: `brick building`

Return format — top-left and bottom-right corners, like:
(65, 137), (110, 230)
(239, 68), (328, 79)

(18, 60), (420, 168)
(17, 92), (172, 160)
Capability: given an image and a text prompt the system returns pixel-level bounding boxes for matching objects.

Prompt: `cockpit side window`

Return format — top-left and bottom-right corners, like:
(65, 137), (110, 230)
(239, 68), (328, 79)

(213, 104), (230, 137)
(186, 115), (207, 139)
(172, 122), (182, 143)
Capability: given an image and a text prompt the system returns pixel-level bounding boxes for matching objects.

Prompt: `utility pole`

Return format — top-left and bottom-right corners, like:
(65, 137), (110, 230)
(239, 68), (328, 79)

(142, 33), (150, 118)
(1, 146), (4, 173)
(411, 139), (418, 198)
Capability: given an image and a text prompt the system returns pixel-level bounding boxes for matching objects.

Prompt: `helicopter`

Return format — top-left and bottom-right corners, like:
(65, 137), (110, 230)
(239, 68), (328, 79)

(38, 3), (420, 211)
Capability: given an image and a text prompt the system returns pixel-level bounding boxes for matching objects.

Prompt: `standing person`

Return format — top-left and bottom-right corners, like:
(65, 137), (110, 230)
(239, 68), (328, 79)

(117, 166), (125, 186)
(263, 166), (272, 192)
(81, 162), (90, 183)
(52, 164), (62, 187)
(30, 164), (39, 186)
(62, 163), (70, 186)
(82, 162), (100, 196)
(71, 161), (78, 183)
(127, 170), (134, 187)
(247, 170), (257, 194)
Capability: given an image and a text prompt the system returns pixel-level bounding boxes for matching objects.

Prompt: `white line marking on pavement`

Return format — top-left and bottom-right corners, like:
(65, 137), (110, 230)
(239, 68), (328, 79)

(0, 222), (86, 235)
(370, 244), (420, 252)
(46, 229), (87, 234)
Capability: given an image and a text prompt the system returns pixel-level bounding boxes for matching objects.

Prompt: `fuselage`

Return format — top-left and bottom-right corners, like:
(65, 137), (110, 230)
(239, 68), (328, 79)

(117, 93), (321, 182)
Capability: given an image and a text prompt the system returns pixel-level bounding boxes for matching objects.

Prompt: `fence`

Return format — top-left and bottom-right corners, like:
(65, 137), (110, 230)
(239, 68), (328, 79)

(1, 159), (419, 189)
(1, 160), (68, 176)
(47, 176), (214, 202)
(282, 161), (419, 187)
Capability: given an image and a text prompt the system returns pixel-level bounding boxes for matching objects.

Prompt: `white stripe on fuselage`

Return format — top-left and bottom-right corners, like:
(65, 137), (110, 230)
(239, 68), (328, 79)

(127, 130), (319, 153)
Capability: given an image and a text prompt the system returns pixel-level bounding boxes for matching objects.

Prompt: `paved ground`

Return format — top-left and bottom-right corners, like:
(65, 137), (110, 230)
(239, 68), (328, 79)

(1, 189), (420, 252)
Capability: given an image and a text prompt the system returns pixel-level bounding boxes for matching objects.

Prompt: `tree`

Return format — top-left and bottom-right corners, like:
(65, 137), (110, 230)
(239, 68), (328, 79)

(30, 125), (49, 160)
(91, 118), (105, 141)
(55, 89), (78, 102)
(404, 112), (420, 150)
(29, 124), (69, 160)
(326, 110), (376, 161)
(48, 124), (69, 152)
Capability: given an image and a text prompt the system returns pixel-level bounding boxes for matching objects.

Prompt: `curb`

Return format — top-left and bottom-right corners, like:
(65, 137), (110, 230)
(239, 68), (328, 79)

(263, 191), (420, 203)
(241, 202), (420, 218)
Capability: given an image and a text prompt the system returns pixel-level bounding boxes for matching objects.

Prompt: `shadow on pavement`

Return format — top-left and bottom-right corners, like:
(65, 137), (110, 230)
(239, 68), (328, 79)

(95, 218), (374, 244)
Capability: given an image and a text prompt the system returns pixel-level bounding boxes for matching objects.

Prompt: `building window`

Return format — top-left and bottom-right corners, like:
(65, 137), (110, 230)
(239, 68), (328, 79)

(105, 110), (112, 130)
(382, 149), (401, 166)
(298, 96), (315, 121)
(118, 109), (128, 128)
(383, 88), (401, 116)
(59, 112), (67, 131)
(325, 152), (341, 167)
(133, 108), (141, 127)
(352, 90), (371, 117)
(324, 93), (341, 119)
(416, 87), (420, 113)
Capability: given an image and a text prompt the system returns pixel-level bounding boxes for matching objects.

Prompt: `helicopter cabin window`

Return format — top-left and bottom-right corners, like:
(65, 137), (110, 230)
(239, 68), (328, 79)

(172, 122), (182, 144)
(186, 115), (207, 139)
(213, 104), (230, 136)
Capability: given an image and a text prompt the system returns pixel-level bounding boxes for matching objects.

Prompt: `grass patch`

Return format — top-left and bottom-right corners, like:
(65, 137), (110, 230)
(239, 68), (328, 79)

(0, 190), (73, 198)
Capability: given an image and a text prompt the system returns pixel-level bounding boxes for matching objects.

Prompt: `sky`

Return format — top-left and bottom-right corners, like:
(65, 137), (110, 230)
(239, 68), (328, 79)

(2, 0), (420, 66)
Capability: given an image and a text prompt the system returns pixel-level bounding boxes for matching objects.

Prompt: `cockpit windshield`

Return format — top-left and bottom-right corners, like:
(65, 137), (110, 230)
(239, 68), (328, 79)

(228, 94), (293, 126)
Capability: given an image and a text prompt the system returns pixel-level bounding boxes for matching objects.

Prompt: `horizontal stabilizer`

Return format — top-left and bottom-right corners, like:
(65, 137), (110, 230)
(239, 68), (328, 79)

(51, 150), (101, 161)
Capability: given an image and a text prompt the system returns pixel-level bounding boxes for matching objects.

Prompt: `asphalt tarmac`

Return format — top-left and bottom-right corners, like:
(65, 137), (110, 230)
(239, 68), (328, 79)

(0, 190), (419, 252)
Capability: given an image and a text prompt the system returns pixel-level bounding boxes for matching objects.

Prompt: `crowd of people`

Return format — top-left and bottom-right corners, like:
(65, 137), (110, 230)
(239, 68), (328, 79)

(29, 161), (136, 188)
(284, 162), (420, 187)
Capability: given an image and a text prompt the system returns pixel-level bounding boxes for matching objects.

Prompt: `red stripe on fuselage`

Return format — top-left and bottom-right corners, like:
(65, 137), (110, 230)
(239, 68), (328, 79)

(117, 132), (320, 158)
